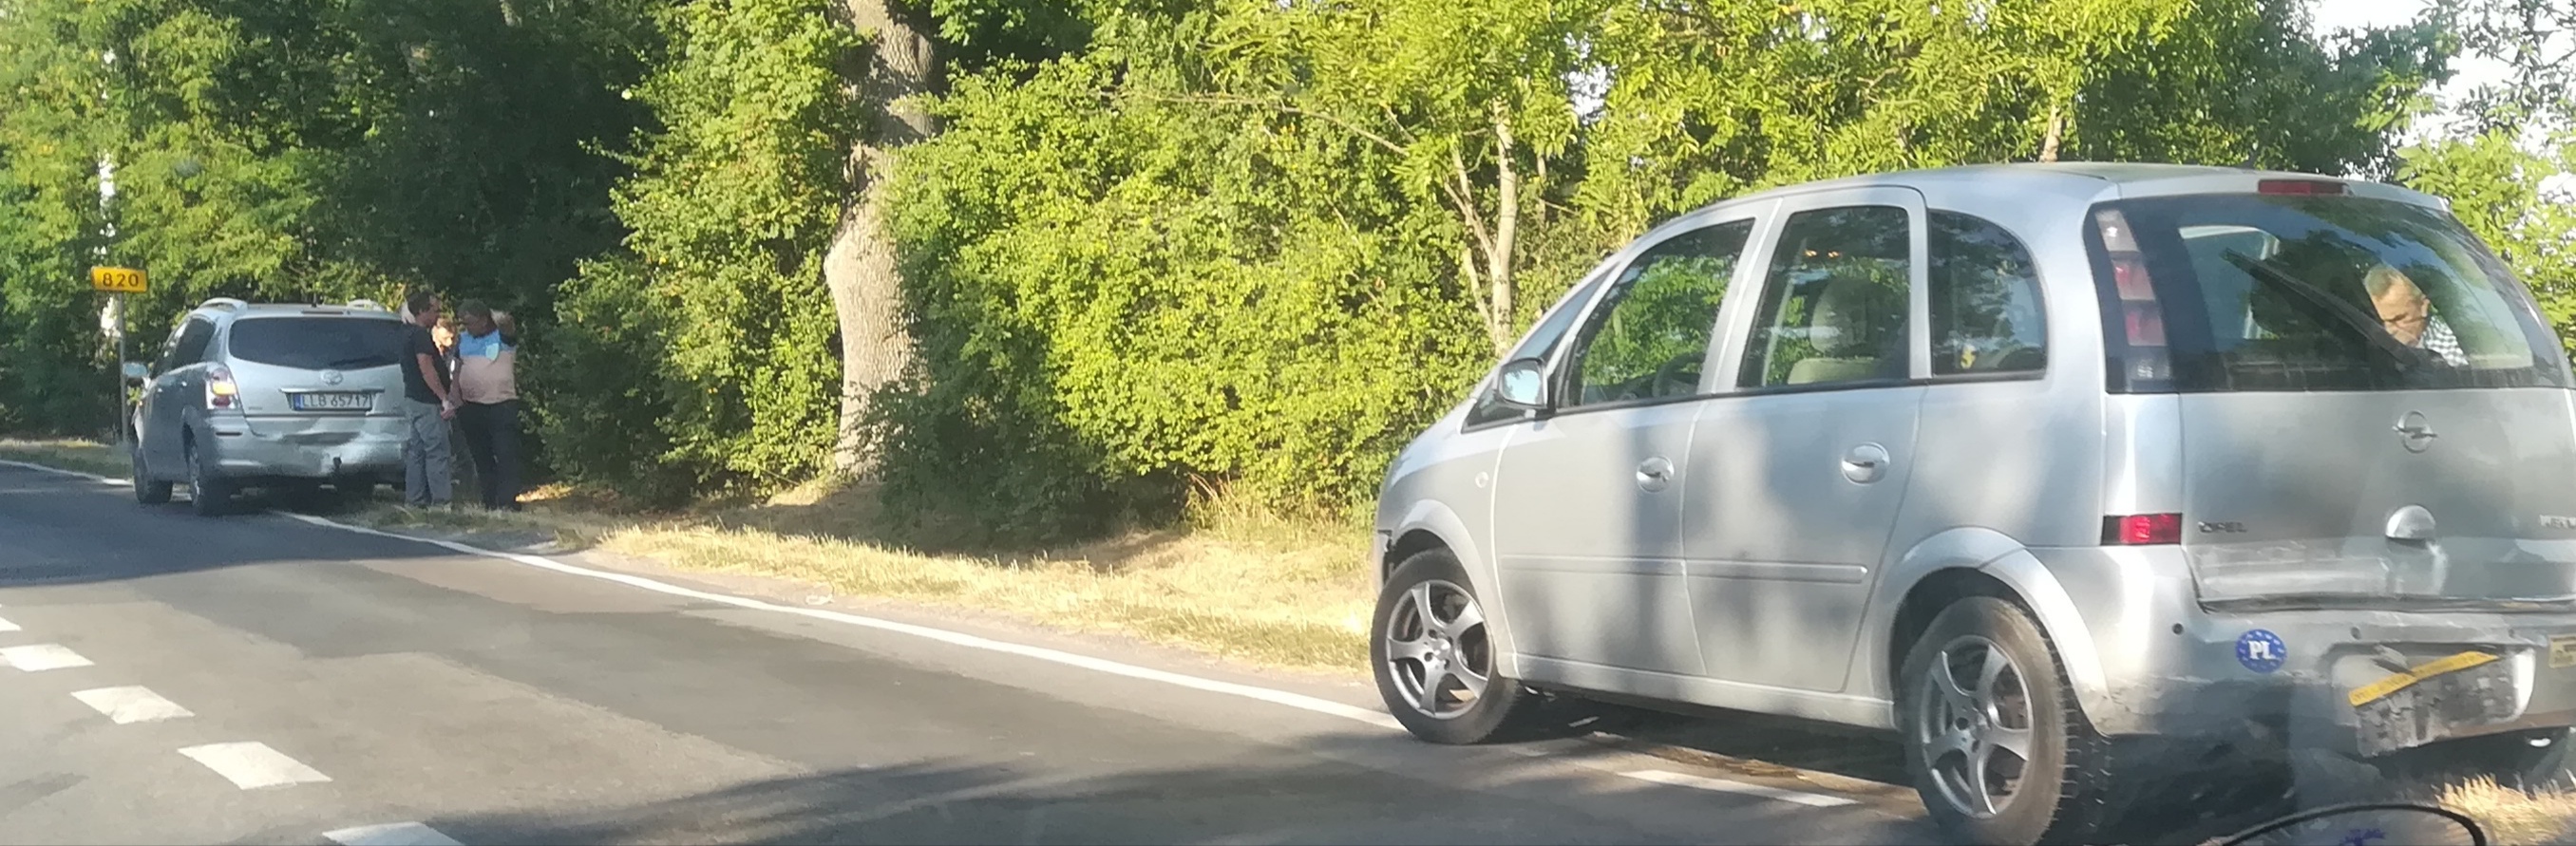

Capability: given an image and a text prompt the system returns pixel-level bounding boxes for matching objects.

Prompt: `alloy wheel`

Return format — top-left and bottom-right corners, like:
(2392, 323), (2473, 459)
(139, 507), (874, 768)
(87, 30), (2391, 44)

(1382, 578), (1493, 720)
(1914, 635), (2037, 819)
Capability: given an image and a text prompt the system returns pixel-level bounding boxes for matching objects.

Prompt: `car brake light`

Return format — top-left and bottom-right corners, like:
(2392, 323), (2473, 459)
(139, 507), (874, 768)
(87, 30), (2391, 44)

(2103, 513), (2183, 545)
(2257, 179), (2347, 197)
(2093, 209), (2171, 385)
(205, 365), (238, 409)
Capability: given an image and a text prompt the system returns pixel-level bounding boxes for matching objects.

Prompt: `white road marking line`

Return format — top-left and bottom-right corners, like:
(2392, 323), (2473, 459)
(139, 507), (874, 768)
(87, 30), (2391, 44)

(0, 458), (1874, 812)
(323, 822), (464, 846)
(178, 742), (331, 789)
(272, 510), (1413, 732)
(71, 686), (194, 724)
(0, 614), (18, 631)
(0, 644), (92, 671)
(1619, 769), (1857, 808)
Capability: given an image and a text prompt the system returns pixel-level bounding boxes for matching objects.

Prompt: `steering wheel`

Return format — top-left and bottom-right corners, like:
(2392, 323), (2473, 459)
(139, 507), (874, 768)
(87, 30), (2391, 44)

(1647, 352), (1702, 398)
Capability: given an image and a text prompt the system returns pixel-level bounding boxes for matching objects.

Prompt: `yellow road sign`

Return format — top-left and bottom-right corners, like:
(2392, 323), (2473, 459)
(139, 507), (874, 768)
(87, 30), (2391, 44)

(89, 266), (147, 294)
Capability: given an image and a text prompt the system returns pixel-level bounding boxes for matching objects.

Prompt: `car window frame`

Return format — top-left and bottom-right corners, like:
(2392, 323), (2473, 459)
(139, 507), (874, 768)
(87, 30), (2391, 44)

(1923, 208), (2051, 385)
(160, 316), (218, 374)
(1724, 187), (1931, 397)
(1547, 212), (1769, 417)
(1461, 266), (1617, 432)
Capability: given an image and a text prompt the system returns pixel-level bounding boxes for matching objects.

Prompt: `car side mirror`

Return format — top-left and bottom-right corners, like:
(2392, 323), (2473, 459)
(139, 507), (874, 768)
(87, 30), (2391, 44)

(1496, 357), (1550, 410)
(121, 362), (150, 384)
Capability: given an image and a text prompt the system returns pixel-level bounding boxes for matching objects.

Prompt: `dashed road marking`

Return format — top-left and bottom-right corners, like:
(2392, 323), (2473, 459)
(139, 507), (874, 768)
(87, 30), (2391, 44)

(0, 644), (92, 671)
(0, 614), (18, 631)
(178, 742), (331, 789)
(1619, 769), (1858, 808)
(324, 822), (464, 846)
(71, 686), (194, 724)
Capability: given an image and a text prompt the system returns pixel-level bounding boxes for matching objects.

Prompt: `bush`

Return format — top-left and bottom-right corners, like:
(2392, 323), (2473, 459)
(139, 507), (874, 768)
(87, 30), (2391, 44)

(527, 256), (697, 505)
(878, 40), (1499, 542)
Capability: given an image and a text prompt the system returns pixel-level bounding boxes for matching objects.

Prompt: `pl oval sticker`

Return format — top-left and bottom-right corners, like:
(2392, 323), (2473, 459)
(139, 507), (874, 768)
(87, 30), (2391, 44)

(2237, 629), (2287, 674)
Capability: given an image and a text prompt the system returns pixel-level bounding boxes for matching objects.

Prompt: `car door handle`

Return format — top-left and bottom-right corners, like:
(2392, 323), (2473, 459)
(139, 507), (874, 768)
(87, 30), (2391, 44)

(1636, 457), (1675, 492)
(1841, 443), (1891, 484)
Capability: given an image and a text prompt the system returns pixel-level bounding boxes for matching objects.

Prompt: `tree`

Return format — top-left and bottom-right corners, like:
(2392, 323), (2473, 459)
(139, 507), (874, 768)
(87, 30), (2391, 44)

(823, 0), (940, 474)
(2398, 0), (2575, 343)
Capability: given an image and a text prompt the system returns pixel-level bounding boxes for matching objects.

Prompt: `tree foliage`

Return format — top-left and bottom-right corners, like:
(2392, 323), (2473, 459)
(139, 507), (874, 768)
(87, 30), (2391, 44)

(2, 0), (2566, 546)
(876, 0), (2474, 539)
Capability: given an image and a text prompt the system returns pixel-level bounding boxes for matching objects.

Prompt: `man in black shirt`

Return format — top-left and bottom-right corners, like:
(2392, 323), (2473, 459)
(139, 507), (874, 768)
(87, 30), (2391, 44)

(399, 291), (459, 507)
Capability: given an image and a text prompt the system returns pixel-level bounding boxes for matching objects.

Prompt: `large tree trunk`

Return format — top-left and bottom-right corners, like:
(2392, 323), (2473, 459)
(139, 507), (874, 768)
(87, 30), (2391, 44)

(824, 0), (938, 476)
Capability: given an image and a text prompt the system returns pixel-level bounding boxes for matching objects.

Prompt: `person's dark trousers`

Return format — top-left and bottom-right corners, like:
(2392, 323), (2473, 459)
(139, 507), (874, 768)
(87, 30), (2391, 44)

(456, 400), (522, 511)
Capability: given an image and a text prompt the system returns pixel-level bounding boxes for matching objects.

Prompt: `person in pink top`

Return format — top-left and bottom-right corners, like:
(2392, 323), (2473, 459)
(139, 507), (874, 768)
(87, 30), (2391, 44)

(451, 301), (522, 511)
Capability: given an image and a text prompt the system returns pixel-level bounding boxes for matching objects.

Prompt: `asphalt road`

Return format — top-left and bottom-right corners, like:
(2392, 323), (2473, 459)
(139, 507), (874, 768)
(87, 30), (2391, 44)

(0, 461), (1942, 846)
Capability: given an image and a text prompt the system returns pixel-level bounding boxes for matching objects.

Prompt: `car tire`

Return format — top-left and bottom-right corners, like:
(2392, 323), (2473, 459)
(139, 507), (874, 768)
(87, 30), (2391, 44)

(186, 439), (232, 517)
(1372, 548), (1544, 745)
(1899, 596), (2112, 846)
(131, 446), (172, 505)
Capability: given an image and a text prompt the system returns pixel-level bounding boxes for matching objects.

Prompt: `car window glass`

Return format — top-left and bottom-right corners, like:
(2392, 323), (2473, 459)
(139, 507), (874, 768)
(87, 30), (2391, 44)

(1466, 274), (1607, 427)
(162, 319), (216, 371)
(1741, 205), (1912, 387)
(2094, 195), (2567, 392)
(1559, 219), (1754, 408)
(1930, 211), (2047, 376)
(228, 318), (411, 370)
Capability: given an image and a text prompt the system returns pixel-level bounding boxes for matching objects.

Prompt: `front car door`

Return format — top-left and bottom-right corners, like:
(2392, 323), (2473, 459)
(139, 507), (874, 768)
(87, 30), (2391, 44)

(1492, 211), (1764, 677)
(1681, 188), (1931, 691)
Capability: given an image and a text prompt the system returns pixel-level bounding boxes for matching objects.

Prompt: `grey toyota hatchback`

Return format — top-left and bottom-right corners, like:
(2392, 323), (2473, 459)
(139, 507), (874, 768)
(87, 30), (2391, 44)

(129, 298), (413, 516)
(1368, 162), (2576, 844)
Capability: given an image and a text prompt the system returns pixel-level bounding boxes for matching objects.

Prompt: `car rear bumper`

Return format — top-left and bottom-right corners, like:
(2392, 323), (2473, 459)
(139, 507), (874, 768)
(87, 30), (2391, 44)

(201, 418), (407, 480)
(2036, 544), (2576, 759)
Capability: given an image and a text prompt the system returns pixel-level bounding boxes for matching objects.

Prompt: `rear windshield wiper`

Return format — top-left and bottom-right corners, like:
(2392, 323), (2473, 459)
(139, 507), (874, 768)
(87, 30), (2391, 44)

(2221, 250), (2422, 370)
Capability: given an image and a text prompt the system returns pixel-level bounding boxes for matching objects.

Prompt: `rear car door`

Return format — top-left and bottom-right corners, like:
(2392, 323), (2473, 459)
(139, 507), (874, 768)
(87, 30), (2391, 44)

(1679, 189), (1931, 692)
(140, 316), (218, 472)
(2088, 188), (2576, 609)
(1490, 212), (1762, 677)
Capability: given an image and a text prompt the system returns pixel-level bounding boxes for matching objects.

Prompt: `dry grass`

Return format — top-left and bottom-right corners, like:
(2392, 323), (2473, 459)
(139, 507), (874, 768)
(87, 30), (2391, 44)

(376, 479), (1377, 670)
(0, 438), (130, 479)
(2441, 778), (2576, 845)
(3, 438), (1374, 672)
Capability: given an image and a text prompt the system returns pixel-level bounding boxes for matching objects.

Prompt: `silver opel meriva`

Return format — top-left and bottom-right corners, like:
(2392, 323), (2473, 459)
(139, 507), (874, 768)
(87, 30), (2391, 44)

(1367, 162), (2576, 845)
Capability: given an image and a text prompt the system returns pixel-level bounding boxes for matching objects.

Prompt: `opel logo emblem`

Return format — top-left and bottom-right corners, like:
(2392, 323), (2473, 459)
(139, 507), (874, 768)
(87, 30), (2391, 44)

(2394, 410), (2437, 453)
(321, 369), (344, 385)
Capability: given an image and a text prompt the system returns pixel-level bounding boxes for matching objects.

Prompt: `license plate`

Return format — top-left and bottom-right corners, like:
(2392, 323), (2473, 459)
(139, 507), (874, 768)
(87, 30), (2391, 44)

(2351, 649), (2518, 757)
(289, 392), (372, 411)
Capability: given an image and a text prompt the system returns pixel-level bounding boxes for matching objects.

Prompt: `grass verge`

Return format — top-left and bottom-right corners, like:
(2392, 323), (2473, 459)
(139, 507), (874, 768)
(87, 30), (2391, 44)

(0, 438), (129, 479)
(2443, 778), (2576, 845)
(0, 438), (1374, 672)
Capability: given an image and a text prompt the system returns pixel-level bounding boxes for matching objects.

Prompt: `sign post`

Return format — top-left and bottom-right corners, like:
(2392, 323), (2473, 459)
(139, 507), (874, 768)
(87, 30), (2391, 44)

(90, 266), (145, 449)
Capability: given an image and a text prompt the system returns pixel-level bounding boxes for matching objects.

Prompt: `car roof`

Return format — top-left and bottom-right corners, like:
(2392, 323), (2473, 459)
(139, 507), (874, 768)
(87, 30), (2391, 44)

(1751, 161), (2440, 206)
(1642, 161), (2448, 249)
(192, 302), (402, 322)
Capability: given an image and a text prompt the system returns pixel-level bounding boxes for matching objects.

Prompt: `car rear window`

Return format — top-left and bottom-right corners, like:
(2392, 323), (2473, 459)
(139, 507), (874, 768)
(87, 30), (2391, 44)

(225, 316), (411, 371)
(2088, 193), (2571, 393)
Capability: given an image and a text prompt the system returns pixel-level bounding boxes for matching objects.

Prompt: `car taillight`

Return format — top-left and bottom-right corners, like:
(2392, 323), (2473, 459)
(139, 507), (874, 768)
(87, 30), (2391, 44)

(2102, 513), (2183, 545)
(2093, 208), (2171, 385)
(205, 365), (238, 409)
